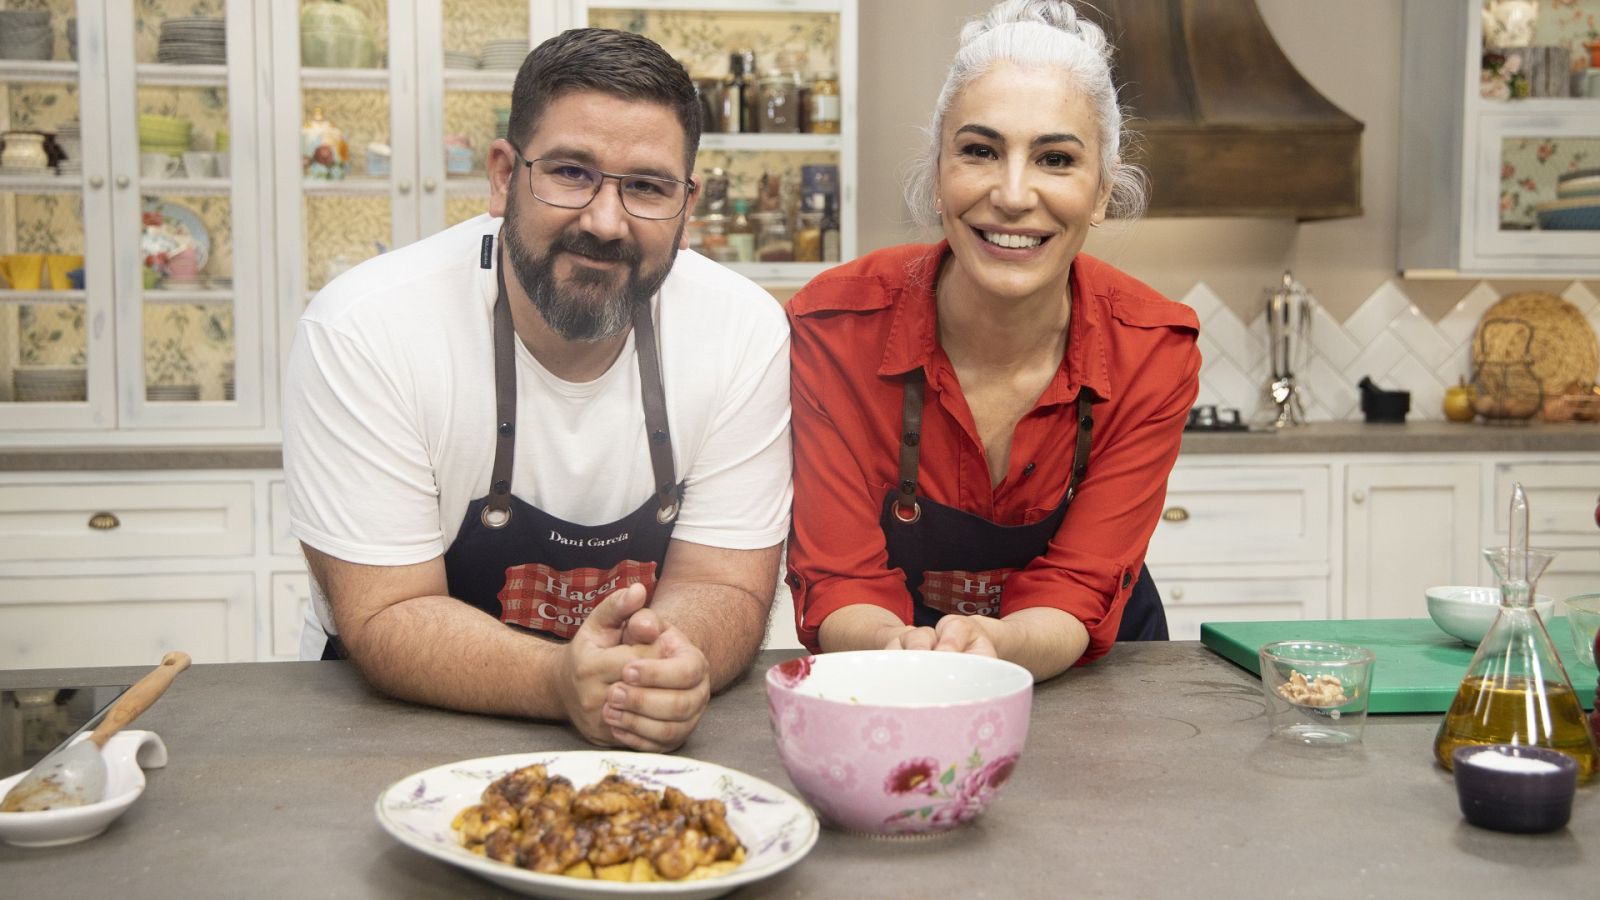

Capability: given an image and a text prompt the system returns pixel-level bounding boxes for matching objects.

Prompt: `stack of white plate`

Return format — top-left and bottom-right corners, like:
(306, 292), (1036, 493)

(55, 122), (81, 177)
(494, 107), (510, 142)
(223, 379), (235, 401)
(1536, 168), (1600, 231)
(158, 17), (227, 65)
(444, 49), (478, 69)
(13, 366), (86, 402)
(146, 383), (200, 402)
(479, 39), (527, 70)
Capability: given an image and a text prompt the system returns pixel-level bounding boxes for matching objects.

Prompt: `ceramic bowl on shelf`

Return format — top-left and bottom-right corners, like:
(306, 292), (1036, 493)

(1425, 585), (1555, 646)
(765, 651), (1032, 836)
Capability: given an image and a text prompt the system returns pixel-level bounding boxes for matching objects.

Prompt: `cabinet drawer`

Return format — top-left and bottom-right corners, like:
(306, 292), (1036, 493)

(0, 481), (253, 562)
(271, 570), (312, 659)
(0, 573), (253, 669)
(269, 479), (297, 557)
(1493, 463), (1600, 538)
(1156, 576), (1326, 642)
(1147, 465), (1330, 566)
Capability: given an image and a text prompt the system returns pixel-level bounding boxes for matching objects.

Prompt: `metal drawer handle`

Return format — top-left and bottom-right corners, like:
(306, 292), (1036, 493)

(1161, 506), (1189, 522)
(88, 512), (121, 530)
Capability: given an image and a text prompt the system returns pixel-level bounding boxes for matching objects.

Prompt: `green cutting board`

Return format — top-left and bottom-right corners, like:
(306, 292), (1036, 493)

(1199, 617), (1599, 714)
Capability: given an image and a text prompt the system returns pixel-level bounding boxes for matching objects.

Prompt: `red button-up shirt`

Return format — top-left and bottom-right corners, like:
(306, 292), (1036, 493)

(786, 242), (1200, 661)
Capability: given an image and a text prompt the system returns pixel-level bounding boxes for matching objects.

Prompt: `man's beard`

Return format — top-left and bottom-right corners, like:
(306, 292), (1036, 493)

(502, 195), (680, 342)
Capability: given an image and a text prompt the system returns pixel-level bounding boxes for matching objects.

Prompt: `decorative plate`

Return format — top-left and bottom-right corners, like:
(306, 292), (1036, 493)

(1472, 292), (1600, 395)
(140, 200), (210, 270)
(375, 751), (818, 900)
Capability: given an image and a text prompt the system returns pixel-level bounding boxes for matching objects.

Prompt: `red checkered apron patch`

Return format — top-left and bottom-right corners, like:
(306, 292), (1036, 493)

(498, 560), (658, 638)
(918, 567), (1015, 618)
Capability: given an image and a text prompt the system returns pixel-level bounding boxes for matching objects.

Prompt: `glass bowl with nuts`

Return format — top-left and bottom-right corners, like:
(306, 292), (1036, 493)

(1257, 641), (1376, 746)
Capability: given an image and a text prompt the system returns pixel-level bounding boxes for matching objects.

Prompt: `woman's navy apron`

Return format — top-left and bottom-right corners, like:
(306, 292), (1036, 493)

(879, 369), (1167, 641)
(322, 234), (682, 659)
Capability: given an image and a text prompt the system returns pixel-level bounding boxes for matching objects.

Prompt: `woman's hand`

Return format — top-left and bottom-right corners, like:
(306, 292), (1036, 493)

(931, 615), (999, 656)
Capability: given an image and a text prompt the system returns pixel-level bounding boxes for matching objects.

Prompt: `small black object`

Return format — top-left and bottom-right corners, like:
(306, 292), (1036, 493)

(1451, 745), (1578, 834)
(1357, 376), (1410, 424)
(480, 234), (494, 268)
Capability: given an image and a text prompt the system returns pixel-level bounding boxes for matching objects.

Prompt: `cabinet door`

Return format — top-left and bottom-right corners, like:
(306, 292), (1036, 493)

(107, 0), (267, 429)
(1467, 113), (1600, 275)
(0, 0), (117, 430)
(1492, 462), (1600, 608)
(270, 569), (313, 659)
(0, 572), (254, 668)
(274, 0), (420, 376)
(1344, 462), (1481, 618)
(418, 1), (556, 236)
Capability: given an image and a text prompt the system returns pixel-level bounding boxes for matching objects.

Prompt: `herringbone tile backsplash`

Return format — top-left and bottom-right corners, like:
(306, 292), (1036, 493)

(1186, 281), (1600, 422)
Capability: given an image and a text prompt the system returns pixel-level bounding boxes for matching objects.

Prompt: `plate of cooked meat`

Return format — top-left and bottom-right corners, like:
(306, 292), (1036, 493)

(375, 751), (818, 899)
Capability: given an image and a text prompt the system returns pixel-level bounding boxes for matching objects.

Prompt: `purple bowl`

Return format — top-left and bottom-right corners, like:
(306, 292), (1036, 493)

(766, 651), (1032, 836)
(1452, 744), (1579, 834)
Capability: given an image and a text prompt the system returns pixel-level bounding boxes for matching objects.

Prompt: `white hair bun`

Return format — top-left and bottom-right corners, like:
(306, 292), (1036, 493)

(958, 0), (1109, 60)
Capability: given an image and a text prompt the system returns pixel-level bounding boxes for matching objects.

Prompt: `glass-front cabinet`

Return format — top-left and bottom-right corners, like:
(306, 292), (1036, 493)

(1400, 0), (1600, 277)
(1, 0), (265, 433)
(270, 0), (557, 376)
(576, 0), (858, 287)
(2, 0), (857, 443)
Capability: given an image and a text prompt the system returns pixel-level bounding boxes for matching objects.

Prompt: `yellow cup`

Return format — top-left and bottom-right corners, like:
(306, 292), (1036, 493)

(0, 253), (45, 291)
(44, 254), (84, 290)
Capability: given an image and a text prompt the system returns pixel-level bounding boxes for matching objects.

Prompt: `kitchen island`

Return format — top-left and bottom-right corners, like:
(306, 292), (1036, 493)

(2, 644), (1593, 897)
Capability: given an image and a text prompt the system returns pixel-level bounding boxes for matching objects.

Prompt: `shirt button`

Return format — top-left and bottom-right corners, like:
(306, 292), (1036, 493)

(1122, 571), (1133, 589)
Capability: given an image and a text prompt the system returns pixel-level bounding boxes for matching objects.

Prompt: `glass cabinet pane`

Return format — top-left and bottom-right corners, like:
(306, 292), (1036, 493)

(434, 0), (527, 235)
(1, 0), (99, 424)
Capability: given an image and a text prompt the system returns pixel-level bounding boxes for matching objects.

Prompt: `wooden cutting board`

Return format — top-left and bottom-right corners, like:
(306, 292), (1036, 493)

(1200, 618), (1599, 714)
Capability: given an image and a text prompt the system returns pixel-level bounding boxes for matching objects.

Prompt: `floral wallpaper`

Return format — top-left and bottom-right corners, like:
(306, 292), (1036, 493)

(588, 9), (840, 79)
(1525, 0), (1600, 49)
(304, 195), (390, 292)
(1499, 137), (1599, 225)
(440, 0), (528, 55)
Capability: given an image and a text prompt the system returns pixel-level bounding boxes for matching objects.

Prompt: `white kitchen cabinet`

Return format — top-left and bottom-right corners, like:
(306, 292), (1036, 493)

(1343, 462), (1481, 618)
(1398, 0), (1600, 278)
(573, 0), (858, 287)
(0, 572), (254, 668)
(0, 469), (297, 668)
(2, 0), (271, 438)
(1491, 461), (1600, 610)
(1146, 461), (1332, 639)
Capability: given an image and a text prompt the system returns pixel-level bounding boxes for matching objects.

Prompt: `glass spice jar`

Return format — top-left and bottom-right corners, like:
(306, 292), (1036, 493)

(808, 72), (840, 134)
(759, 72), (802, 134)
(752, 211), (794, 262)
(794, 210), (824, 262)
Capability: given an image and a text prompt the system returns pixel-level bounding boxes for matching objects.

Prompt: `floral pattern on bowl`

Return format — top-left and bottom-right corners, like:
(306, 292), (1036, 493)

(765, 650), (1033, 836)
(375, 750), (817, 899)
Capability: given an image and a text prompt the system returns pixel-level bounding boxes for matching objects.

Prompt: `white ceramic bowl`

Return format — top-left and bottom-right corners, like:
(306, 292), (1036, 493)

(0, 730), (167, 847)
(1426, 586), (1555, 646)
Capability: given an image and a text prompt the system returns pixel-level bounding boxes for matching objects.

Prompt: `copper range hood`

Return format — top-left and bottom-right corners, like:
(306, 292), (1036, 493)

(1090, 0), (1364, 220)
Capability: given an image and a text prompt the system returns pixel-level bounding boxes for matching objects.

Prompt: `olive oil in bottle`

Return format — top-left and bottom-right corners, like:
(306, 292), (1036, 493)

(1433, 676), (1597, 781)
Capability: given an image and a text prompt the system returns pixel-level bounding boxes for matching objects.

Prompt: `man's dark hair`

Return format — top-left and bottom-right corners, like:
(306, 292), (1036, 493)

(508, 28), (701, 178)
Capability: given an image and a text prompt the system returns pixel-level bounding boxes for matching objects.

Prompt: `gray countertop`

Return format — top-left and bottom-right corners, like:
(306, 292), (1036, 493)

(2, 644), (1593, 897)
(0, 423), (1594, 472)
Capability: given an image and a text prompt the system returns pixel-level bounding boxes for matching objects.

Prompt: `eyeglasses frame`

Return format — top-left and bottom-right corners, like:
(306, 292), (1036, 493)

(510, 149), (696, 221)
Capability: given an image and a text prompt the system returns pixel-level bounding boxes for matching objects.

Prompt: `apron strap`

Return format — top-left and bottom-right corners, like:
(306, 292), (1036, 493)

(891, 373), (1095, 525)
(633, 300), (681, 524)
(485, 242), (517, 529)
(1064, 391), (1093, 505)
(486, 232), (681, 528)
(893, 369), (925, 523)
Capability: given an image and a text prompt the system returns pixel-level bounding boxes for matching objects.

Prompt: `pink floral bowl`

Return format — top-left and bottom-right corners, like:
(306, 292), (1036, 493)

(765, 650), (1033, 836)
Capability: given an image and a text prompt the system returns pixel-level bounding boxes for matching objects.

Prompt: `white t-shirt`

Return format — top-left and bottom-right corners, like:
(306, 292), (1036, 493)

(284, 215), (792, 655)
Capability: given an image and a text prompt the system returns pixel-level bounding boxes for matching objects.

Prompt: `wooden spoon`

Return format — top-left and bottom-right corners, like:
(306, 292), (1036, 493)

(0, 651), (190, 812)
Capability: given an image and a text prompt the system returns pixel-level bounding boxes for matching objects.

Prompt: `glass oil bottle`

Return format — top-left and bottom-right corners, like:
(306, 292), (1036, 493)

(1433, 545), (1599, 781)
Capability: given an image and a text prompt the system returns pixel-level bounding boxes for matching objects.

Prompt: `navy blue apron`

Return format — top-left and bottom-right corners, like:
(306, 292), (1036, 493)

(879, 368), (1167, 641)
(322, 233), (682, 659)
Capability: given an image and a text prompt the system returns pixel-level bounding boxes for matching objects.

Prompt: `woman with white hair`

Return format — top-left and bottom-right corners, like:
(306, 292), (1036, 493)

(786, 0), (1200, 679)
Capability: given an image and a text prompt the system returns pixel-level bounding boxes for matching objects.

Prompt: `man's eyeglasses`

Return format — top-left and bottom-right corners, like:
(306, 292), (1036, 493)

(513, 151), (693, 221)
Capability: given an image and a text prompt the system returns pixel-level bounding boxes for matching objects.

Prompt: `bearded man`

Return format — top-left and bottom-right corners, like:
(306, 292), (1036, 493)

(283, 28), (790, 753)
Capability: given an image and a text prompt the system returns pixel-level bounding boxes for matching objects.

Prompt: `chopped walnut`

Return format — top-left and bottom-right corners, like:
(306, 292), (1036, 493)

(1275, 669), (1350, 708)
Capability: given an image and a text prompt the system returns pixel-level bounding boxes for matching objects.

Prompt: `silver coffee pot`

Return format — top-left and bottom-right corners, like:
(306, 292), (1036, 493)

(1263, 271), (1313, 428)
